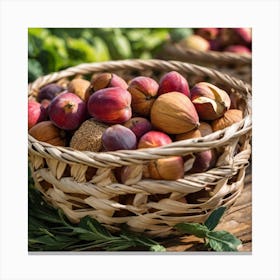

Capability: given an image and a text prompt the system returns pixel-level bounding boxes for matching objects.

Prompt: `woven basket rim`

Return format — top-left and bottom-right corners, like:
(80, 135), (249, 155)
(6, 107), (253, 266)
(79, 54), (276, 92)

(28, 59), (252, 167)
(28, 59), (252, 95)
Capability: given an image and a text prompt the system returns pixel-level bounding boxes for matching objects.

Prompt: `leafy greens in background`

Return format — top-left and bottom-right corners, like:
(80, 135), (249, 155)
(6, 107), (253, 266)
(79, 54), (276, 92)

(28, 28), (173, 82)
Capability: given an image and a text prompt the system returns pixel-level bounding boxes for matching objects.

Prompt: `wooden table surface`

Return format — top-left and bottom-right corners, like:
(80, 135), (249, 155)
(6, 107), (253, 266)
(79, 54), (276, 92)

(162, 164), (252, 252)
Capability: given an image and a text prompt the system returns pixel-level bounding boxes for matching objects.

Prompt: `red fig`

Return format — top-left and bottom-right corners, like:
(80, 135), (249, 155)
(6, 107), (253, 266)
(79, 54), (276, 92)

(48, 92), (87, 130)
(123, 117), (152, 140)
(28, 100), (48, 130)
(87, 87), (132, 124)
(217, 28), (252, 49)
(102, 124), (137, 151)
(37, 83), (64, 102)
(138, 131), (172, 149)
(128, 76), (159, 116)
(234, 28), (252, 44)
(158, 71), (190, 97)
(189, 150), (217, 173)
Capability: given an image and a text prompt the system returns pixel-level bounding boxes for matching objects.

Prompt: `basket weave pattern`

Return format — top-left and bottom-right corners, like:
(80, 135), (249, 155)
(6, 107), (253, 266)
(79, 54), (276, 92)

(28, 59), (252, 237)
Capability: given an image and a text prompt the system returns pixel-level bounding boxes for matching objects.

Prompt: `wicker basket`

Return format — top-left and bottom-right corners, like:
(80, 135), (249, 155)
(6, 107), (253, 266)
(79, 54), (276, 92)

(28, 59), (252, 238)
(158, 43), (252, 84)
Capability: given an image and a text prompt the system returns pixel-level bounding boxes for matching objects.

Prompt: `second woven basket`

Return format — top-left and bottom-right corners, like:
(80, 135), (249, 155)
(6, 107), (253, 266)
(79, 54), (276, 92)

(158, 43), (252, 84)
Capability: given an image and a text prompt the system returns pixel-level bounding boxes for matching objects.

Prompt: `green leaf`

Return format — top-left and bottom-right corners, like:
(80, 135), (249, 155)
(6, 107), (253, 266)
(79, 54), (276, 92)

(143, 29), (170, 50)
(204, 206), (227, 231)
(28, 33), (43, 58)
(175, 223), (209, 238)
(139, 51), (152, 59)
(126, 28), (150, 41)
(48, 28), (83, 38)
(28, 28), (50, 39)
(77, 216), (112, 240)
(28, 59), (43, 82)
(169, 28), (193, 42)
(66, 37), (97, 64)
(109, 34), (132, 59)
(30, 235), (57, 246)
(91, 37), (111, 61)
(41, 36), (68, 72)
(150, 244), (166, 252)
(206, 231), (242, 252)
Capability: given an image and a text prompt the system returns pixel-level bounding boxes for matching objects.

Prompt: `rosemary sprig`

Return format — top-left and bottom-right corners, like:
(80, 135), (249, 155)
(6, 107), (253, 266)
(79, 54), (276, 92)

(28, 187), (165, 252)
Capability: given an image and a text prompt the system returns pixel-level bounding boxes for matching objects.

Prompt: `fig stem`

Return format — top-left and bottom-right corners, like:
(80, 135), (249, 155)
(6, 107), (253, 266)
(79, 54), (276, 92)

(64, 102), (75, 113)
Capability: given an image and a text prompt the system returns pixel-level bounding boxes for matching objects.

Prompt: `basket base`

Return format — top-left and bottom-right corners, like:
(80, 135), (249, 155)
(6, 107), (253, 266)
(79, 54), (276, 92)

(30, 163), (247, 237)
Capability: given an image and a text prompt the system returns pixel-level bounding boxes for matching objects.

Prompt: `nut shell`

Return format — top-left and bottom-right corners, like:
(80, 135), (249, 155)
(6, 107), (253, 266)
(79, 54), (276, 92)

(29, 121), (67, 146)
(148, 156), (184, 180)
(68, 78), (91, 101)
(175, 122), (213, 141)
(212, 109), (243, 131)
(151, 92), (199, 134)
(191, 82), (231, 121)
(86, 73), (128, 100)
(70, 119), (108, 152)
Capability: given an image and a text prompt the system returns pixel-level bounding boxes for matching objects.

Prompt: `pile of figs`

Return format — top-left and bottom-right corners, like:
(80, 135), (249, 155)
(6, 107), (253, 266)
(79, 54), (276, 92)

(28, 71), (243, 181)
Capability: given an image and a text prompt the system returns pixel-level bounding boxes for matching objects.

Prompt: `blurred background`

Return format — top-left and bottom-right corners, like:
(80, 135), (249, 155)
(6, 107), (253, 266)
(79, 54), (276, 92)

(28, 28), (172, 82)
(28, 28), (252, 83)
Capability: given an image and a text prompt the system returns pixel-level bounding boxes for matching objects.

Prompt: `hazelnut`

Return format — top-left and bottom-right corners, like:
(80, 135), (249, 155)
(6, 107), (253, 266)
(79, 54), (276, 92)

(175, 122), (213, 141)
(211, 109), (243, 131)
(148, 156), (184, 180)
(68, 78), (91, 101)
